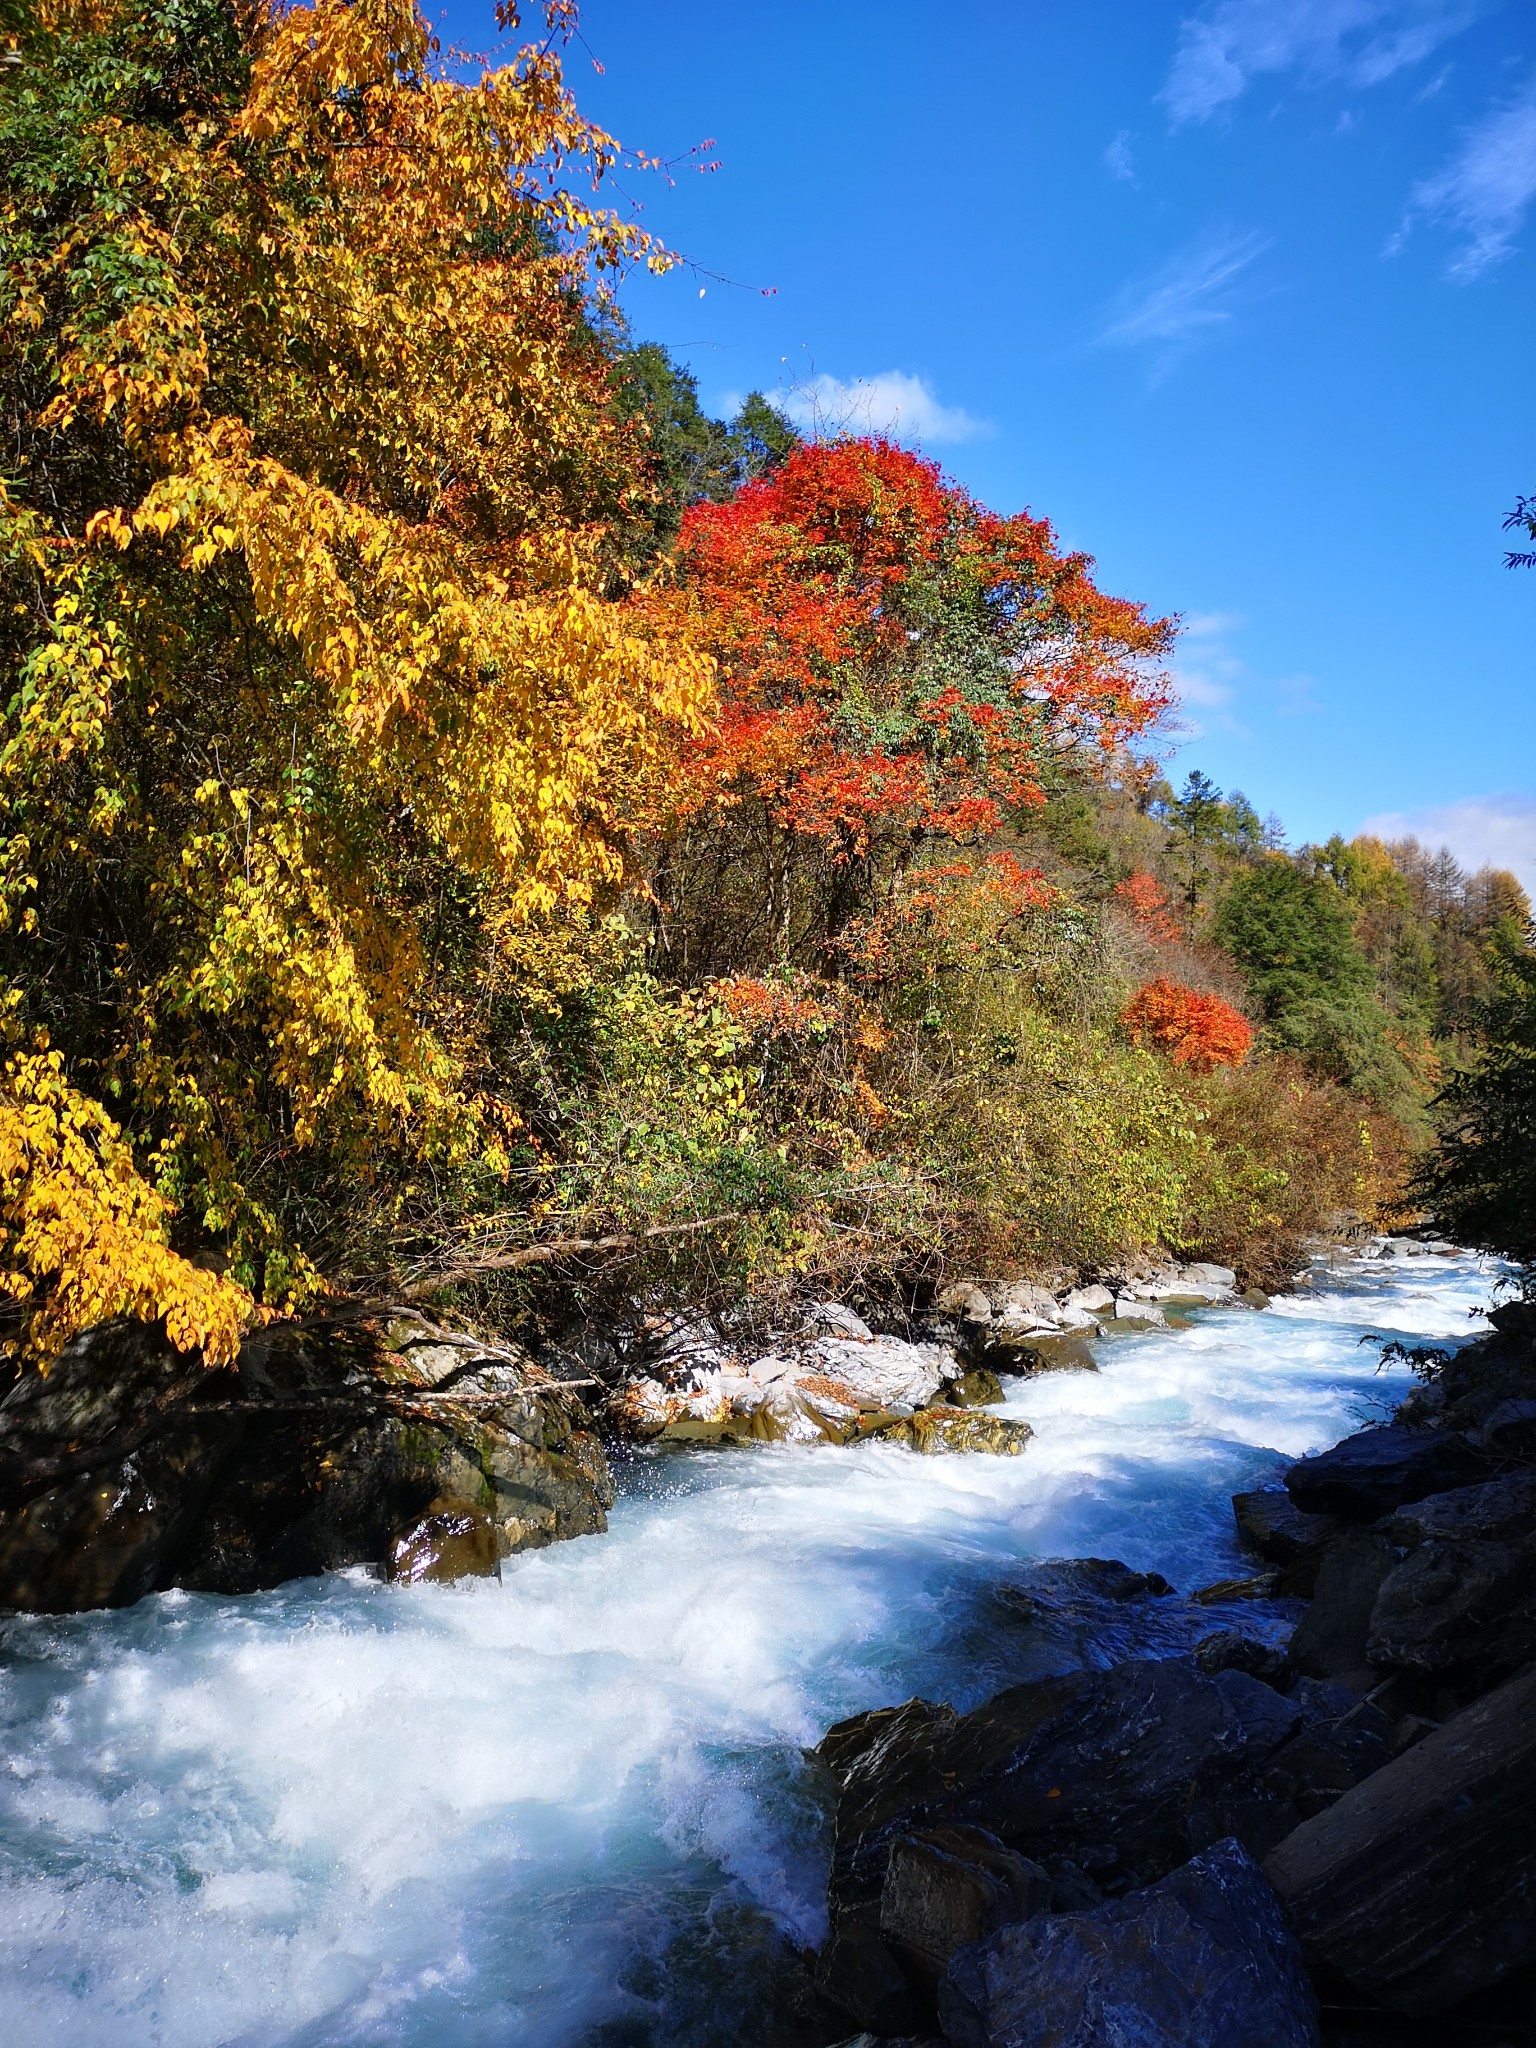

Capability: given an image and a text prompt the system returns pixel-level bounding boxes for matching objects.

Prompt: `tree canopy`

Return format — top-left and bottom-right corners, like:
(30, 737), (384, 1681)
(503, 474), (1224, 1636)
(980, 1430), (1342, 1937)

(0, 0), (708, 1349)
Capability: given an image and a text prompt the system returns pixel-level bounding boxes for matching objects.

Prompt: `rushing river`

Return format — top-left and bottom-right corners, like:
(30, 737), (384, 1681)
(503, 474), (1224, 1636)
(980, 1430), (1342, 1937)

(0, 1245), (1497, 2046)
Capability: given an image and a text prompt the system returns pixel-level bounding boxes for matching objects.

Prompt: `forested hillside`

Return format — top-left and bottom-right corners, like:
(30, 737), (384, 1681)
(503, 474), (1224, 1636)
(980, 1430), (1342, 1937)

(1, 0), (1529, 1373)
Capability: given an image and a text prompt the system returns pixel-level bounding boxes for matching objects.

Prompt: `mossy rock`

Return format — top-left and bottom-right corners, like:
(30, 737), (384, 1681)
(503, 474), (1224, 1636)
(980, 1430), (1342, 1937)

(940, 1367), (1007, 1408)
(909, 1407), (1034, 1456)
(387, 1495), (501, 1584)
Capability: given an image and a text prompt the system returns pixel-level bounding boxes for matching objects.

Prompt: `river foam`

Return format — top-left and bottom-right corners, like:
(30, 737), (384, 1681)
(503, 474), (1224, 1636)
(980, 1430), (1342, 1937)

(0, 1246), (1496, 2045)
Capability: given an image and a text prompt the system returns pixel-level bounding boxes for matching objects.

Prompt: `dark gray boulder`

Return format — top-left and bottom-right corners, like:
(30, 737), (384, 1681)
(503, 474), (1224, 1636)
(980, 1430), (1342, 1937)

(1285, 1526), (1399, 1691)
(1265, 1660), (1536, 2013)
(879, 1824), (1051, 1985)
(938, 1838), (1320, 2048)
(979, 1331), (1097, 1377)
(1233, 1489), (1341, 1585)
(1284, 1423), (1487, 1521)
(816, 1653), (1388, 1932)
(815, 1923), (925, 2038)
(1194, 1629), (1287, 1683)
(1367, 1486), (1536, 1681)
(1288, 1471), (1536, 1691)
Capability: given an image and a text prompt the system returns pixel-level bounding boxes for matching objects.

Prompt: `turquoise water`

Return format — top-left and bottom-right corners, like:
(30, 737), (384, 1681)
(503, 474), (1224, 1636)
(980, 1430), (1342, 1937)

(0, 1246), (1496, 2045)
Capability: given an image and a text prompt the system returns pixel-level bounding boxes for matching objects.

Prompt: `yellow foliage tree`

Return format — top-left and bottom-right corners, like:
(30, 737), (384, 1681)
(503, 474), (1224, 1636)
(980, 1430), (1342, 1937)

(0, 0), (710, 1352)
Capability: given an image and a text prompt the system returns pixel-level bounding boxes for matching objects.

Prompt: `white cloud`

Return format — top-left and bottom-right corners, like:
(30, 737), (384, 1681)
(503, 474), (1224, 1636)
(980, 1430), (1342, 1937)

(1104, 130), (1137, 181)
(1162, 0), (1482, 125)
(1100, 230), (1270, 367)
(773, 371), (990, 446)
(1395, 72), (1536, 276)
(1360, 792), (1536, 891)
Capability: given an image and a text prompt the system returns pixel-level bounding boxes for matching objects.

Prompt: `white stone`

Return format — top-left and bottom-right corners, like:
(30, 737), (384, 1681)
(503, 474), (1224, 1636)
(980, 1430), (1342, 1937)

(1064, 1285), (1115, 1315)
(1112, 1299), (1168, 1327)
(1183, 1262), (1237, 1290)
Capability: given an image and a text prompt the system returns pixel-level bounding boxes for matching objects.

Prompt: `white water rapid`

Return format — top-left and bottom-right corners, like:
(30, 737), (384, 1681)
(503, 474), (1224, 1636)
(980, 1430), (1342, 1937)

(0, 1245), (1497, 2046)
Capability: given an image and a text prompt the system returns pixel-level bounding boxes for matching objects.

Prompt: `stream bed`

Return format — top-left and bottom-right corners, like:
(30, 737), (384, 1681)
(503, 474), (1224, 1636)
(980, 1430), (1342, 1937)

(0, 1246), (1497, 2046)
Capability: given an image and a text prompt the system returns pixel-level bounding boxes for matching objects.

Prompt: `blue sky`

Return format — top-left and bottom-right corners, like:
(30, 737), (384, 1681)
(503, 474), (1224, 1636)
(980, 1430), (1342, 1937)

(445, 2), (1536, 879)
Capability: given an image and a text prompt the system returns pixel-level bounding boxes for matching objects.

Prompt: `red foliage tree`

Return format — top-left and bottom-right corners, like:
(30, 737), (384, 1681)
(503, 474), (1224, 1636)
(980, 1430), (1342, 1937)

(1121, 978), (1254, 1072)
(1113, 870), (1182, 942)
(642, 439), (1174, 969)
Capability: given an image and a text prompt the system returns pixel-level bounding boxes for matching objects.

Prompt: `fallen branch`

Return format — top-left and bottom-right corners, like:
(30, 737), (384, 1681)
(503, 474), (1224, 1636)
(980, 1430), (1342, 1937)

(401, 1211), (744, 1299)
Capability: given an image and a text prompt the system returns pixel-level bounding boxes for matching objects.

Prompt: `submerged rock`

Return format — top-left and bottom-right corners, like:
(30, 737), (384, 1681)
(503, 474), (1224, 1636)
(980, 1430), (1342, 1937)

(938, 1838), (1320, 2048)
(0, 1311), (612, 1612)
(1265, 1660), (1536, 2013)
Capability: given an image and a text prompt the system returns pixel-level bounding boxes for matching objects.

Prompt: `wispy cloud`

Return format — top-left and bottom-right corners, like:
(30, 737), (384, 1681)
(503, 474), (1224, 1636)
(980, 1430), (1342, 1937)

(1100, 230), (1270, 370)
(1393, 72), (1536, 275)
(1162, 1), (1482, 125)
(772, 371), (990, 446)
(1359, 792), (1536, 891)
(1169, 612), (1249, 738)
(1168, 611), (1325, 741)
(1104, 130), (1137, 181)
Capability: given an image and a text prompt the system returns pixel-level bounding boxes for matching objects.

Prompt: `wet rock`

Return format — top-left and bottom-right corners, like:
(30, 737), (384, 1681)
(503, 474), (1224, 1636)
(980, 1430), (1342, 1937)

(1233, 1489), (1341, 1570)
(980, 1330), (1097, 1377)
(1283, 1423), (1486, 1521)
(816, 1924), (925, 2037)
(1195, 1630), (1288, 1683)
(1243, 1287), (1272, 1309)
(1190, 1571), (1282, 1603)
(904, 1408), (1032, 1456)
(938, 1367), (1006, 1409)
(1265, 1660), (1536, 2013)
(879, 1824), (1051, 1984)
(938, 1837), (1321, 2048)
(818, 1657), (1314, 1929)
(1009, 1556), (1175, 1606)
(0, 1312), (612, 1611)
(987, 1558), (1175, 1663)
(387, 1495), (501, 1583)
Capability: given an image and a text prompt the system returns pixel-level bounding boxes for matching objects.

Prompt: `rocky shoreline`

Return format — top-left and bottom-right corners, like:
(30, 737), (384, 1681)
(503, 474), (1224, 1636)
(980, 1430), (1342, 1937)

(804, 1271), (1536, 2048)
(0, 1255), (1246, 1609)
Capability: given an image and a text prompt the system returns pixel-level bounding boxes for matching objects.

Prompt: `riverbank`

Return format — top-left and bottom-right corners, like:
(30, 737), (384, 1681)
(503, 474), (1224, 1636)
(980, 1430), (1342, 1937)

(0, 1240), (1506, 2044)
(811, 1251), (1536, 2045)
